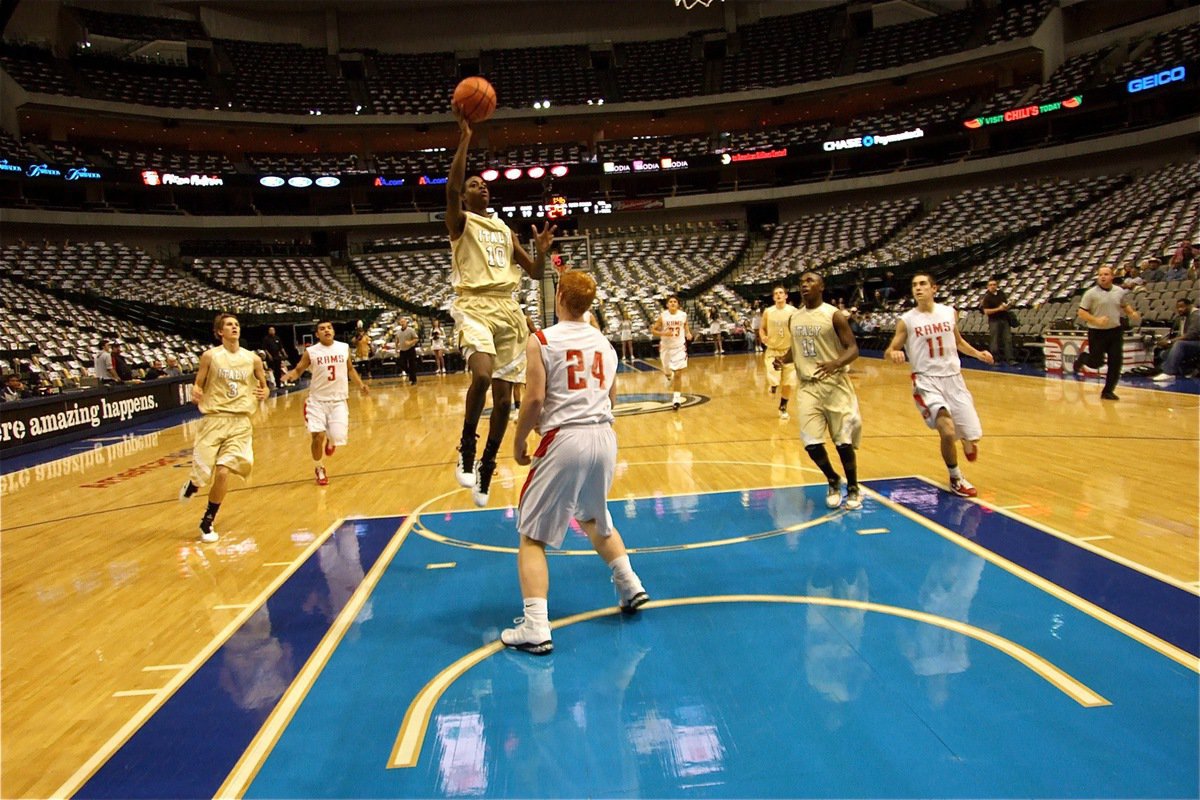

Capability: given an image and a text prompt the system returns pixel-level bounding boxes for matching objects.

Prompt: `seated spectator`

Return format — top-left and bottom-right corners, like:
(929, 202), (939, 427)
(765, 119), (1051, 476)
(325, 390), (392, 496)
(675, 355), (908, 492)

(1152, 298), (1200, 381)
(2, 373), (28, 402)
(1142, 257), (1166, 283)
(143, 359), (167, 380)
(164, 356), (183, 376)
(1123, 264), (1146, 291)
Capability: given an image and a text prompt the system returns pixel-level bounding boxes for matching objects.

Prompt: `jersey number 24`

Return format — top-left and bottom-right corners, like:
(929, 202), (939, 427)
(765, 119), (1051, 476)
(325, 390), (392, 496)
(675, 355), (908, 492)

(566, 350), (606, 389)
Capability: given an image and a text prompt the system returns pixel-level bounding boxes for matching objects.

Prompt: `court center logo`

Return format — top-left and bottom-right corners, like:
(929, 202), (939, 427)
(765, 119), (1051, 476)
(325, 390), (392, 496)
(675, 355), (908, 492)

(614, 392), (708, 416)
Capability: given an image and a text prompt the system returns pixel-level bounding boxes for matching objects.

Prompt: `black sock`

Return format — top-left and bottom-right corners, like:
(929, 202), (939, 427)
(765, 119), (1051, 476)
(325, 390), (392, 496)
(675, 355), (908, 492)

(835, 443), (858, 489)
(183, 481), (198, 498)
(481, 437), (502, 464)
(514, 400), (521, 410)
(805, 444), (840, 483)
(201, 501), (220, 531)
(779, 398), (788, 411)
(460, 424), (477, 449)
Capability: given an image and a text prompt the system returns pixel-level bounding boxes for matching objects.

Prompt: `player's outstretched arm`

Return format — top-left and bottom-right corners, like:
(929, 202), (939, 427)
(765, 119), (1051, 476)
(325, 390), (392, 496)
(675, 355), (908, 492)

(281, 351), (311, 385)
(251, 353), (270, 400)
(952, 311), (994, 364)
(884, 321), (909, 364)
(513, 336), (546, 465)
(348, 360), (370, 395)
(445, 108), (471, 241)
(191, 349), (213, 404)
(513, 222), (557, 279)
(815, 310), (861, 379)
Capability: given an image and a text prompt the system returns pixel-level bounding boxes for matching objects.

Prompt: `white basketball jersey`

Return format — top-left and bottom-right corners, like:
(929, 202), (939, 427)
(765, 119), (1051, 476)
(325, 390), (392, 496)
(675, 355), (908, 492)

(306, 340), (351, 401)
(658, 309), (687, 348)
(535, 321), (617, 431)
(901, 303), (961, 377)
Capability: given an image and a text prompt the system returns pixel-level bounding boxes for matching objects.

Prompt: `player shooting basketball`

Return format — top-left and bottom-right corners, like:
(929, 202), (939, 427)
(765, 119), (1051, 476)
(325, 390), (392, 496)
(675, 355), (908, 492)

(446, 105), (557, 507)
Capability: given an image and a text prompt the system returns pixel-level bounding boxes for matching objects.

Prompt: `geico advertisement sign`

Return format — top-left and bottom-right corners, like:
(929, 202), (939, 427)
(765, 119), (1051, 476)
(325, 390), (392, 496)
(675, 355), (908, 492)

(1127, 65), (1186, 93)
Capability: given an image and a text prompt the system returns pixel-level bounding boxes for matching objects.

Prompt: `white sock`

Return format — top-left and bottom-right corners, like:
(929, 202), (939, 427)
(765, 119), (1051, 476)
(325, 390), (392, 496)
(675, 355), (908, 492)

(522, 597), (549, 627)
(948, 465), (963, 480)
(608, 555), (643, 594)
(673, 391), (681, 403)
(315, 461), (324, 470)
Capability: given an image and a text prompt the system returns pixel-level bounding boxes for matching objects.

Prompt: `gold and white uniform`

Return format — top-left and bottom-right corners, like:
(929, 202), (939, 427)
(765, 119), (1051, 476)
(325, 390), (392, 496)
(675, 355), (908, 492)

(762, 303), (798, 388)
(191, 345), (258, 485)
(788, 302), (861, 448)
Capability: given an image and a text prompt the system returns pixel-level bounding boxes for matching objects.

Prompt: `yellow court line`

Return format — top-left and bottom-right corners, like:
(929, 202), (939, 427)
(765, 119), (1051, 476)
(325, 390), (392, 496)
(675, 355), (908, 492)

(217, 488), (461, 799)
(141, 664), (186, 672)
(49, 516), (349, 800)
(413, 509), (842, 555)
(857, 528), (890, 535)
(1076, 535), (1114, 542)
(389, 593), (1109, 769)
(425, 562), (457, 570)
(112, 689), (161, 698)
(867, 482), (1200, 674)
(262, 561), (294, 567)
(213, 604), (251, 610)
(949, 478), (1199, 596)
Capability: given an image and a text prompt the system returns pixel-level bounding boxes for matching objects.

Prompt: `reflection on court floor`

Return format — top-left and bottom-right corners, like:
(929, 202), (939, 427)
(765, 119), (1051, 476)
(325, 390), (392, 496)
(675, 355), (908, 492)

(77, 480), (1198, 799)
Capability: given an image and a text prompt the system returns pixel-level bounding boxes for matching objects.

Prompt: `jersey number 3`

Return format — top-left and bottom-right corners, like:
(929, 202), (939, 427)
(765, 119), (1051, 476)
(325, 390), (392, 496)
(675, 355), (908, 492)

(566, 350), (606, 389)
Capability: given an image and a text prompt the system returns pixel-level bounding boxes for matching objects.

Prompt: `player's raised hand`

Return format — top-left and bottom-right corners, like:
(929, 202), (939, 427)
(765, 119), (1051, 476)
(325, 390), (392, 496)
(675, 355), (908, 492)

(532, 222), (558, 263)
(888, 349), (907, 365)
(453, 106), (472, 139)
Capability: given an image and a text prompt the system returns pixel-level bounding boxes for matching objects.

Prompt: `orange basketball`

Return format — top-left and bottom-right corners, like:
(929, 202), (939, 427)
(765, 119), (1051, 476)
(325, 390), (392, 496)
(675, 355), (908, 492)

(452, 76), (497, 124)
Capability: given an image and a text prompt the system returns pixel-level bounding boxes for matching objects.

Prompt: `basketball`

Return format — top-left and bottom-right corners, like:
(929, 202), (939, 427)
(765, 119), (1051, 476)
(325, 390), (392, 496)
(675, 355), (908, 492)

(452, 76), (497, 123)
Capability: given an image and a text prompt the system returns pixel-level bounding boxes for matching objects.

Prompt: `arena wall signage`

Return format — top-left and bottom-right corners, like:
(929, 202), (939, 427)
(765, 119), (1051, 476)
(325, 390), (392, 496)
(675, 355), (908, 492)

(141, 170), (224, 187)
(822, 128), (925, 152)
(1127, 65), (1186, 93)
(373, 176), (406, 187)
(602, 158), (688, 175)
(720, 148), (788, 164)
(0, 377), (193, 456)
(496, 198), (612, 219)
(963, 96), (1082, 129)
(0, 160), (101, 181)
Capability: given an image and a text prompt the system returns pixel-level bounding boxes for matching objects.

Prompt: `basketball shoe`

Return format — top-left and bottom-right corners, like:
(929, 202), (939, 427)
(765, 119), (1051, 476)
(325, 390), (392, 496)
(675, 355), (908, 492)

(315, 465), (329, 486)
(779, 409), (790, 421)
(826, 478), (843, 509)
(472, 458), (495, 506)
(616, 580), (650, 615)
(501, 617), (553, 655)
(844, 486), (863, 510)
(455, 436), (477, 488)
(950, 476), (977, 498)
(198, 522), (218, 544)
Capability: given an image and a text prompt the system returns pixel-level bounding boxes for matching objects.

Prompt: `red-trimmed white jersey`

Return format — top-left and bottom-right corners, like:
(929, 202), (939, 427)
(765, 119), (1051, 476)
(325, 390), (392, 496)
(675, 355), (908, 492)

(658, 309), (687, 349)
(901, 303), (961, 377)
(306, 340), (351, 401)
(535, 321), (617, 431)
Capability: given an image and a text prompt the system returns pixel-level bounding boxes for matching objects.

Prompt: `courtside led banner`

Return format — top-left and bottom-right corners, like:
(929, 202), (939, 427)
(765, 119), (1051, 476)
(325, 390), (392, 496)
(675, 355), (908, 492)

(720, 148), (787, 164)
(822, 128), (924, 152)
(963, 96), (1082, 129)
(141, 170), (224, 187)
(1127, 65), (1186, 93)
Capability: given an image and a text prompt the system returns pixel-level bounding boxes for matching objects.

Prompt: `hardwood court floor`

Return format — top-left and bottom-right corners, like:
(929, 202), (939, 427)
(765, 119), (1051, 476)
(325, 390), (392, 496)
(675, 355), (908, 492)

(1, 353), (1196, 798)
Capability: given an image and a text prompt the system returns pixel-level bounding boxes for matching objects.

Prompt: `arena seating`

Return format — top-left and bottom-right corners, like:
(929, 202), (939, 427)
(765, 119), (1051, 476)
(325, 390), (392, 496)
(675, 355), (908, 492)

(189, 256), (381, 312)
(217, 39), (355, 115)
(855, 9), (980, 74)
(983, 0), (1053, 45)
(247, 152), (366, 175)
(721, 5), (843, 92)
(614, 37), (705, 102)
(0, 43), (75, 95)
(100, 144), (236, 176)
(73, 54), (216, 109)
(486, 45), (601, 108)
(0, 273), (207, 387)
(72, 8), (207, 42)
(365, 50), (454, 116)
(0, 241), (306, 317)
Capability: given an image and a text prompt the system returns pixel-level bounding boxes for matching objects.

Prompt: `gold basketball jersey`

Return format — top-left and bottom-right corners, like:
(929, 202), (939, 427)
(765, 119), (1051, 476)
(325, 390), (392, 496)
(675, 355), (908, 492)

(762, 304), (797, 352)
(789, 303), (846, 381)
(451, 211), (523, 293)
(200, 346), (258, 416)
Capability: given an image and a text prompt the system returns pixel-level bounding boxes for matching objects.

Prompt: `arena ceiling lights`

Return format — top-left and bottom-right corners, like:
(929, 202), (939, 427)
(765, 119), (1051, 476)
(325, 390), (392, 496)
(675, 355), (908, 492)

(481, 165), (570, 182)
(258, 175), (342, 188)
